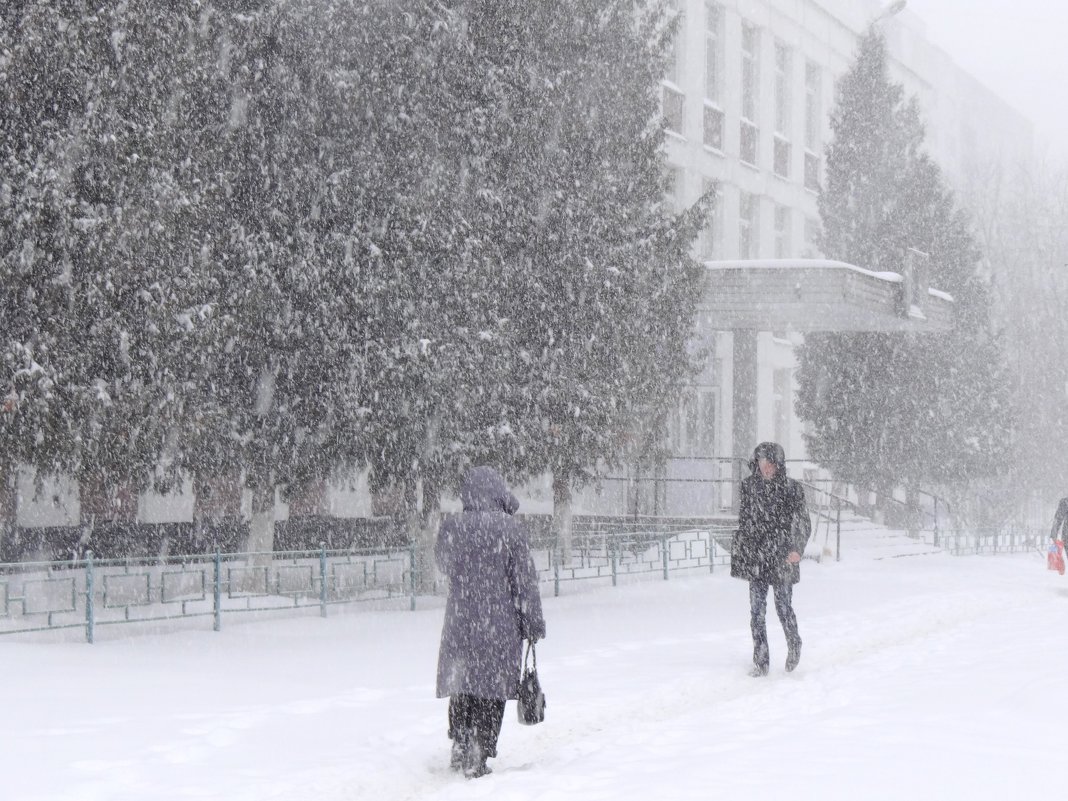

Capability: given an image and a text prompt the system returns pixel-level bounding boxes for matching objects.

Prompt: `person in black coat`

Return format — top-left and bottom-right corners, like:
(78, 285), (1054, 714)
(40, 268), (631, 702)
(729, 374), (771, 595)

(731, 441), (812, 676)
(1050, 497), (1068, 542)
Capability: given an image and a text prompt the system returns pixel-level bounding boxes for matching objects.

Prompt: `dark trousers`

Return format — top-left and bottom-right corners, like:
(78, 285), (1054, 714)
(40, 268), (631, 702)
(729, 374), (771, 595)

(448, 694), (506, 758)
(749, 579), (800, 668)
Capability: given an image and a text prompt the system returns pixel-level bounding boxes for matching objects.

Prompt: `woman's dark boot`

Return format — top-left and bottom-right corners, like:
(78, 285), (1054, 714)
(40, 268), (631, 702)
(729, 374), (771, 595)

(449, 738), (466, 772)
(463, 742), (492, 778)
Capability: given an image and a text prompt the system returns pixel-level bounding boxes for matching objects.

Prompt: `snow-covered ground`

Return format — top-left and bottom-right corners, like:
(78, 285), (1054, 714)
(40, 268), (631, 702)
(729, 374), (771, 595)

(2, 528), (1064, 801)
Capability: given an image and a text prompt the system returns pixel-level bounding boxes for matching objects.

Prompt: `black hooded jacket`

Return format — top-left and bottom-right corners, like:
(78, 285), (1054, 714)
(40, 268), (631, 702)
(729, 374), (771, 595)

(731, 442), (812, 585)
(1051, 497), (1068, 541)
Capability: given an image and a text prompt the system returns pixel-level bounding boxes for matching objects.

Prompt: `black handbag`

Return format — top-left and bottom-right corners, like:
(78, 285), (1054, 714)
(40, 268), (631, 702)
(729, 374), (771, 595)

(517, 641), (546, 725)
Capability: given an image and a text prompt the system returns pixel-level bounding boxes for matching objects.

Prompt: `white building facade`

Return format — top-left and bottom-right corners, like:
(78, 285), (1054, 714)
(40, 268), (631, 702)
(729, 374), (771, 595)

(623, 0), (1033, 516)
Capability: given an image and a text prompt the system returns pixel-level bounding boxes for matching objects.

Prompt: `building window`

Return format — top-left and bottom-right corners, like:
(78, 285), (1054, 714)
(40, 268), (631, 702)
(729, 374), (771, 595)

(774, 204), (792, 258)
(804, 152), (820, 191)
(663, 84), (685, 135)
(741, 121), (758, 166)
(704, 2), (724, 105)
(703, 3), (724, 151)
(773, 42), (792, 179)
(661, 0), (684, 136)
(804, 61), (822, 191)
(698, 179), (722, 258)
(803, 216), (821, 257)
(774, 138), (791, 178)
(774, 42), (792, 136)
(739, 191), (759, 259)
(704, 103), (724, 150)
(665, 1), (682, 85)
(740, 22), (760, 167)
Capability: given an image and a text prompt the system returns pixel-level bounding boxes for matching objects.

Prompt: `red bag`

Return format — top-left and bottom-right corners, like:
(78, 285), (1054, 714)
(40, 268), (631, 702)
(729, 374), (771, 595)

(1048, 540), (1065, 575)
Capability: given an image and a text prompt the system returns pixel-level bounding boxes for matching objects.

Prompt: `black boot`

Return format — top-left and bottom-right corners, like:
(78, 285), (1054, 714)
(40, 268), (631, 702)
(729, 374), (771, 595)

(786, 641), (801, 672)
(449, 739), (466, 772)
(463, 741), (492, 779)
(750, 642), (769, 676)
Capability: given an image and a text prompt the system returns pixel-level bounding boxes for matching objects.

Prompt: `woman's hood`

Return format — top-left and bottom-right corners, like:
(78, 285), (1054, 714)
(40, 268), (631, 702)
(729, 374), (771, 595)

(459, 466), (520, 514)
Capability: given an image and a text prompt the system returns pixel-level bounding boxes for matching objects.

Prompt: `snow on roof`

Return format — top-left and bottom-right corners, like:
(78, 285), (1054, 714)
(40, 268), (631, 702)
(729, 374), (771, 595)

(703, 258), (955, 303)
(702, 258), (903, 283)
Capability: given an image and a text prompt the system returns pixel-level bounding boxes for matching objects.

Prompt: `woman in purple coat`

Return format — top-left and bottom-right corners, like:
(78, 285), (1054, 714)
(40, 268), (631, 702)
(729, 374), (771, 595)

(435, 466), (546, 778)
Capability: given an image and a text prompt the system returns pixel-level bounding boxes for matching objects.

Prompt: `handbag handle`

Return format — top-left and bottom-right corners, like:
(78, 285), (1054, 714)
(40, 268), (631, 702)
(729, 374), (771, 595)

(523, 640), (538, 671)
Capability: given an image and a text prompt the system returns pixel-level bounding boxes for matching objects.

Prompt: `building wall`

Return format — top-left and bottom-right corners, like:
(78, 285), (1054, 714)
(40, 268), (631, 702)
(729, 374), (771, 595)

(657, 0), (1032, 483)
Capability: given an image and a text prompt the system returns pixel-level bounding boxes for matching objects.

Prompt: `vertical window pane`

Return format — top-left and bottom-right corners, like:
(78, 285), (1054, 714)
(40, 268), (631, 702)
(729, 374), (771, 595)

(741, 22), (759, 122)
(664, 86), (685, 135)
(704, 2), (723, 104)
(704, 104), (723, 150)
(774, 137), (791, 178)
(804, 217), (821, 257)
(740, 121), (758, 166)
(805, 61), (821, 152)
(774, 42), (791, 136)
(665, 3), (683, 85)
(804, 151), (820, 191)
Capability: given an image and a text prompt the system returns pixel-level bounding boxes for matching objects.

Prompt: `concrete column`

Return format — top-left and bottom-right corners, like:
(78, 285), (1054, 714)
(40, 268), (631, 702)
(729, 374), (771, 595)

(731, 329), (760, 512)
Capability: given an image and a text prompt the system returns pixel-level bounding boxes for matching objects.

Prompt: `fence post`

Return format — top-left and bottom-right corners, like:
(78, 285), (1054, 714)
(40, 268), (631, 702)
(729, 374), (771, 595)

(320, 543), (328, 618)
(836, 505), (842, 563)
(213, 548), (222, 632)
(409, 541), (417, 611)
(709, 531), (715, 574)
(85, 550), (95, 644)
(611, 539), (618, 587)
(933, 498), (940, 548)
(553, 546), (560, 598)
(662, 537), (669, 580)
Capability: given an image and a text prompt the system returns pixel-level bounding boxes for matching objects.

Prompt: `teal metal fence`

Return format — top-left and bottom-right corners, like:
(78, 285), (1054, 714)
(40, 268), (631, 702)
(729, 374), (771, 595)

(0, 525), (736, 643)
(0, 545), (418, 643)
(538, 525), (734, 596)
(928, 526), (1046, 556)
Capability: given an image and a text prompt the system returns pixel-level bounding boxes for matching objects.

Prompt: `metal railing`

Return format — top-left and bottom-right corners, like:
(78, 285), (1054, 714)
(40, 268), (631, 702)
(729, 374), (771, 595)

(2, 516), (1047, 643)
(538, 524), (736, 596)
(0, 525), (742, 643)
(0, 545), (418, 643)
(919, 526), (1046, 556)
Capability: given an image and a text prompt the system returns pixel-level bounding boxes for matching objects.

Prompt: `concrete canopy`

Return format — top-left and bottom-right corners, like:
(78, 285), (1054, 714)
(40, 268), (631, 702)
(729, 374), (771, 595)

(694, 257), (956, 478)
(696, 258), (954, 333)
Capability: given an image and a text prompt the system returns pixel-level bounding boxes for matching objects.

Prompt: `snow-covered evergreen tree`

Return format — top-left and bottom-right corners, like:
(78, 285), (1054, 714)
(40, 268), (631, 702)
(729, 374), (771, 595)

(0, 2), (201, 529)
(1, 0), (709, 556)
(437, 1), (709, 536)
(795, 31), (1014, 523)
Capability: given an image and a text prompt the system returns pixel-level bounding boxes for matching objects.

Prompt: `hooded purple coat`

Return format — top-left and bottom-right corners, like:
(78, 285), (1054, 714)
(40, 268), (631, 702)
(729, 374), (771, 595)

(435, 466), (546, 700)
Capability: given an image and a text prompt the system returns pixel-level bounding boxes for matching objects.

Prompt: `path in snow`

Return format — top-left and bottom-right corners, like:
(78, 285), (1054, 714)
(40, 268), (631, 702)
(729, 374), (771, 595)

(2, 531), (1063, 801)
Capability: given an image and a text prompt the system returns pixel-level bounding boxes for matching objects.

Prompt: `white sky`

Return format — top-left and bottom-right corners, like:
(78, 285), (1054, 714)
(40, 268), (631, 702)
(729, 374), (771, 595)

(904, 0), (1068, 159)
(2, 524), (1063, 800)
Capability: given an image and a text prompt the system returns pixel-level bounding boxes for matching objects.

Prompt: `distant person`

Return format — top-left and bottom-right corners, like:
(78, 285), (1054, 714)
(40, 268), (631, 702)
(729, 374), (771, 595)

(435, 466), (546, 778)
(731, 442), (812, 676)
(1051, 497), (1068, 543)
